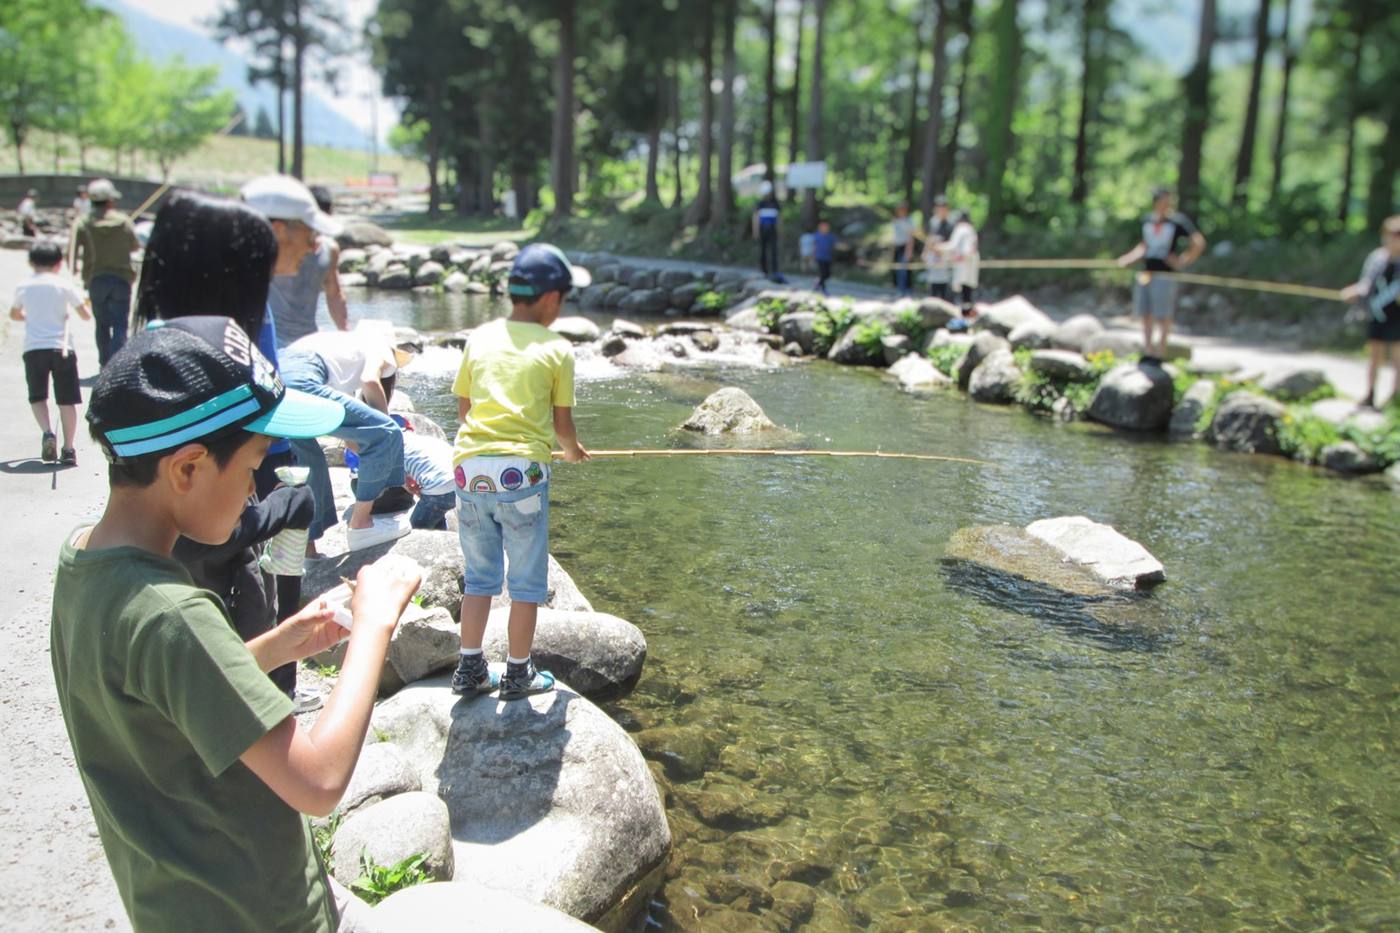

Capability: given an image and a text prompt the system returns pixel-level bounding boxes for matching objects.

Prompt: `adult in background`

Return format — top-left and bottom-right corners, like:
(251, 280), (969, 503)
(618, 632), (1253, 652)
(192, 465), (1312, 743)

(18, 188), (40, 237)
(1341, 215), (1400, 409)
(72, 185), (91, 223)
(1117, 186), (1206, 362)
(890, 201), (917, 297)
(923, 195), (955, 301)
(753, 180), (784, 281)
(268, 185), (350, 349)
(74, 178), (140, 366)
(941, 211), (980, 318)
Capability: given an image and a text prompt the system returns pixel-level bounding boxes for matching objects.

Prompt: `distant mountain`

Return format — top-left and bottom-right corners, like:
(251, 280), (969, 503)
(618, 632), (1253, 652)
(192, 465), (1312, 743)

(96, 0), (372, 151)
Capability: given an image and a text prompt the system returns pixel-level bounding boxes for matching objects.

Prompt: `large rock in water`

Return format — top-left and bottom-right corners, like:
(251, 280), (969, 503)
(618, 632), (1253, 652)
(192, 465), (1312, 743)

(1029, 349), (1093, 381)
(1320, 441), (1379, 474)
(330, 791), (455, 884)
(887, 354), (951, 393)
(778, 310), (817, 354)
(968, 348), (1021, 404)
(1087, 362), (1175, 431)
(956, 332), (1010, 390)
(681, 387), (778, 435)
(372, 882), (595, 931)
(1206, 393), (1286, 455)
(1025, 516), (1166, 591)
(1050, 313), (1105, 353)
(976, 295), (1053, 337)
(1169, 379), (1215, 439)
(550, 316), (601, 343)
(1257, 367), (1329, 401)
(369, 677), (671, 928)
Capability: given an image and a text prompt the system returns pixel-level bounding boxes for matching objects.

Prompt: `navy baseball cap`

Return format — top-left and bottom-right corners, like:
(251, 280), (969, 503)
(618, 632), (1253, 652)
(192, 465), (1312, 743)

(507, 243), (592, 300)
(88, 316), (344, 462)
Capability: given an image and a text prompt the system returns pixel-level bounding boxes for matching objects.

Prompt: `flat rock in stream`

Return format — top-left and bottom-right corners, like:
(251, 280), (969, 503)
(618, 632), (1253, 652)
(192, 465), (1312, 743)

(944, 517), (1165, 597)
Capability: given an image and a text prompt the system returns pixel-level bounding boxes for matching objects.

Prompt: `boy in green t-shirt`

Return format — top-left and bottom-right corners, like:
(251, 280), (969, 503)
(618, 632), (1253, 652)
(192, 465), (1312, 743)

(52, 316), (423, 932)
(450, 244), (591, 700)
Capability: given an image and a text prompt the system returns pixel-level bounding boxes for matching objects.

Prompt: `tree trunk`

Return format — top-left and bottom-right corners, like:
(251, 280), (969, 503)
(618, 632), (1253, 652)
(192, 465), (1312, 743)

(918, 0), (948, 218)
(1268, 0), (1295, 202)
(1365, 111), (1398, 231)
(275, 60), (286, 175)
(477, 100), (496, 213)
(764, 0), (778, 180)
(671, 61), (684, 208)
(550, 0), (577, 217)
(687, 5), (715, 226)
(1231, 0), (1270, 207)
(939, 0), (974, 193)
(787, 0), (806, 202)
(901, 5), (926, 205)
(800, 0), (828, 231)
(9, 118), (25, 175)
(291, 0), (305, 180)
(1071, 0), (1101, 206)
(984, 0), (1021, 229)
(1336, 17), (1364, 226)
(1178, 0), (1216, 216)
(645, 121), (661, 202)
(714, 0), (738, 227)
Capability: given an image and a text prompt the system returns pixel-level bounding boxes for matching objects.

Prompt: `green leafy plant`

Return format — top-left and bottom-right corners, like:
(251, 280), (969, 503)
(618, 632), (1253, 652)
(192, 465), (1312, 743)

(850, 319), (890, 358)
(694, 290), (732, 313)
(349, 852), (433, 906)
(893, 307), (929, 349)
(811, 302), (856, 356)
(313, 812), (343, 867)
(755, 296), (788, 333)
(1275, 408), (1344, 463)
(926, 342), (970, 378)
(410, 593), (427, 607)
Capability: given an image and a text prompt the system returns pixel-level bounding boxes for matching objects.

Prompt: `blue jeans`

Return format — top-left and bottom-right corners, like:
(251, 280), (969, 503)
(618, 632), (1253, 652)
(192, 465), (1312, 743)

(281, 351), (405, 541)
(411, 492), (456, 530)
(90, 275), (131, 366)
(456, 483), (550, 603)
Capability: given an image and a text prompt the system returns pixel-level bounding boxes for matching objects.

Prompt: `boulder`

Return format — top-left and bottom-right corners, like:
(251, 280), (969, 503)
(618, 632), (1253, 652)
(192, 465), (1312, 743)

(603, 287), (630, 310)
(1007, 319), (1056, 350)
(916, 298), (958, 331)
(1050, 314), (1105, 353)
(1387, 462), (1400, 491)
(692, 330), (720, 353)
(782, 341), (805, 357)
(338, 248), (367, 272)
(577, 284), (611, 310)
(944, 524), (1122, 599)
(340, 273), (367, 288)
(670, 282), (707, 311)
(681, 387), (778, 435)
(968, 348), (1021, 404)
(1207, 393), (1286, 455)
(337, 221), (394, 249)
(887, 354), (951, 392)
(338, 743), (422, 818)
(1310, 398), (1389, 434)
(400, 411), (447, 442)
(1087, 362), (1174, 432)
(442, 271), (469, 293)
(1320, 441), (1379, 474)
(1169, 379), (1215, 439)
(1081, 330), (1142, 359)
(658, 321), (718, 336)
(826, 324), (883, 367)
(414, 261), (445, 287)
(482, 609), (647, 699)
(956, 332), (1010, 390)
(369, 678), (671, 927)
(371, 882), (595, 931)
(626, 268), (657, 290)
(1258, 368), (1330, 401)
(330, 791), (454, 884)
(598, 333), (628, 357)
(926, 328), (973, 352)
(378, 266), (413, 290)
(611, 318), (646, 339)
(490, 241), (519, 262)
(1025, 516), (1166, 590)
(429, 245), (453, 264)
(468, 253), (492, 276)
(778, 311), (817, 355)
(592, 263), (621, 284)
(1029, 349), (1092, 381)
(619, 288), (669, 314)
(550, 317), (601, 343)
(657, 269), (693, 289)
(975, 295), (1053, 337)
(881, 334), (912, 366)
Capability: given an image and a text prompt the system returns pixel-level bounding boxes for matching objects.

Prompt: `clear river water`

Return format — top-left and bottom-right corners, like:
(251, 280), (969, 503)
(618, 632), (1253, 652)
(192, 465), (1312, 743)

(369, 290), (1398, 931)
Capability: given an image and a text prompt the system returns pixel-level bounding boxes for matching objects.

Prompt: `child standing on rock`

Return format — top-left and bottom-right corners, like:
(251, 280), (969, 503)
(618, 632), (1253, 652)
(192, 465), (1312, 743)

(450, 243), (591, 700)
(10, 241), (91, 464)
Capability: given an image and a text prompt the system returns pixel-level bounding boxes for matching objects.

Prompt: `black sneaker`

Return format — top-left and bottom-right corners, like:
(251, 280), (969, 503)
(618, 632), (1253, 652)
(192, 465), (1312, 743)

(40, 432), (57, 462)
(59, 448), (77, 466)
(499, 658), (555, 701)
(450, 654), (499, 696)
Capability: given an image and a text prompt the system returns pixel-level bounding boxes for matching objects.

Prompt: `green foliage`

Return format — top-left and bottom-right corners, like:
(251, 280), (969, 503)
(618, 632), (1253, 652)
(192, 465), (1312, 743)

(1277, 405), (1400, 467)
(694, 290), (733, 313)
(812, 302), (857, 357)
(893, 308), (930, 350)
(755, 297), (788, 333)
(851, 319), (891, 357)
(926, 342), (970, 378)
(349, 853), (433, 906)
(313, 812), (343, 867)
(1013, 349), (1119, 415)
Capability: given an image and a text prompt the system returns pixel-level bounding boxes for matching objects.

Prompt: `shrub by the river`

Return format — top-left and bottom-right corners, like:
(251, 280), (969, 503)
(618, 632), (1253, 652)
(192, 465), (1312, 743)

(927, 342), (970, 378)
(694, 290), (732, 314)
(812, 302), (856, 356)
(1277, 406), (1400, 466)
(852, 319), (891, 357)
(894, 307), (931, 349)
(1012, 349), (1118, 415)
(350, 852), (434, 906)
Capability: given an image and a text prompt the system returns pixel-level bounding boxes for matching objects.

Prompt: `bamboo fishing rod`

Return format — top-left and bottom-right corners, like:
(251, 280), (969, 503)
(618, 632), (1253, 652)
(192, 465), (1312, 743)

(859, 256), (1347, 302)
(552, 448), (993, 466)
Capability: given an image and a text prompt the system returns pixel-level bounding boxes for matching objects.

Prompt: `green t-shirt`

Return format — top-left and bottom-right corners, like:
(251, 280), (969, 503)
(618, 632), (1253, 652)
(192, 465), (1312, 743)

(451, 317), (577, 463)
(50, 535), (336, 933)
(76, 211), (138, 286)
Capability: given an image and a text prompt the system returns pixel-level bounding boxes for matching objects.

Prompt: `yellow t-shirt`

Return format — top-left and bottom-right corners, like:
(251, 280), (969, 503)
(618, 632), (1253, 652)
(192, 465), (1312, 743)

(452, 318), (576, 464)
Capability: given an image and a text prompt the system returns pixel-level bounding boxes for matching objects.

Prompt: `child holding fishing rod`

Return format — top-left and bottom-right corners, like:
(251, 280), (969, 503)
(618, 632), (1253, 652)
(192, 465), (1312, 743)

(1117, 186), (1206, 363)
(450, 244), (591, 700)
(10, 241), (91, 464)
(1341, 215), (1400, 409)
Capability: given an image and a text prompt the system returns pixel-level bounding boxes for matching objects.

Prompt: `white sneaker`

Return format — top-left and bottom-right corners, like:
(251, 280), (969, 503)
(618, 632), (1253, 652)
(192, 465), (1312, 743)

(345, 514), (412, 551)
(292, 689), (323, 714)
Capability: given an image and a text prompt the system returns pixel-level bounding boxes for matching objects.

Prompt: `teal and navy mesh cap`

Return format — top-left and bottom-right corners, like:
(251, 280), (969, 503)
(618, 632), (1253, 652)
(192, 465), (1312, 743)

(507, 243), (592, 299)
(87, 316), (344, 463)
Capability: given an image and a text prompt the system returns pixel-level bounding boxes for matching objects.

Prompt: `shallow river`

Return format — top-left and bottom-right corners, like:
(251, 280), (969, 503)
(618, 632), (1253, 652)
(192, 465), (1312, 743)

(372, 291), (1398, 930)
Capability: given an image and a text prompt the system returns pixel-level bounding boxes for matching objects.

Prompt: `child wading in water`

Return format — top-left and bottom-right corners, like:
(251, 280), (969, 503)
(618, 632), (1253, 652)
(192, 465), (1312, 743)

(53, 317), (422, 930)
(451, 244), (591, 700)
(10, 241), (91, 464)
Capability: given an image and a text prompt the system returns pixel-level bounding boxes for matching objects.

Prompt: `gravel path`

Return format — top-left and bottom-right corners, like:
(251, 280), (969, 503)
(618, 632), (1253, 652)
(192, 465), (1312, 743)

(0, 248), (130, 930)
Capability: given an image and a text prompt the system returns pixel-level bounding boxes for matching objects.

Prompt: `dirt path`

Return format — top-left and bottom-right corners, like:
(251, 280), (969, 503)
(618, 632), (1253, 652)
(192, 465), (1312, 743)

(0, 248), (130, 931)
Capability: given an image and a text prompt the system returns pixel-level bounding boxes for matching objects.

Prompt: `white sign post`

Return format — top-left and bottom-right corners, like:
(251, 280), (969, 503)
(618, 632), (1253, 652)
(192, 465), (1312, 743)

(786, 161), (828, 190)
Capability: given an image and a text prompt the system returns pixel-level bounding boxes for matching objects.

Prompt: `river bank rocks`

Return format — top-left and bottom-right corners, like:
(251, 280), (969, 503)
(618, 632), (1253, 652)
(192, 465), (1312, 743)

(1087, 362), (1175, 432)
(371, 882), (597, 931)
(1206, 393), (1286, 455)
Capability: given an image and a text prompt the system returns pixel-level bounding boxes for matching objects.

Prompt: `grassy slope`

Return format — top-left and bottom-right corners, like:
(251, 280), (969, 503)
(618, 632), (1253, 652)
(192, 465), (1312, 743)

(2, 135), (428, 193)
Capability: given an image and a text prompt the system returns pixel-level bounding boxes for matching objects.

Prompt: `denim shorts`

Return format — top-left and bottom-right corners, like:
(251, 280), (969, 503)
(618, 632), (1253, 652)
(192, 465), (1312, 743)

(1134, 274), (1179, 319)
(456, 482), (550, 603)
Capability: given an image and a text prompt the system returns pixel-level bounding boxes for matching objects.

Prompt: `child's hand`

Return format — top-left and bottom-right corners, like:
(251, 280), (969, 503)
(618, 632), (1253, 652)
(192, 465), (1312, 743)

(277, 599), (345, 658)
(564, 442), (591, 463)
(350, 554), (423, 632)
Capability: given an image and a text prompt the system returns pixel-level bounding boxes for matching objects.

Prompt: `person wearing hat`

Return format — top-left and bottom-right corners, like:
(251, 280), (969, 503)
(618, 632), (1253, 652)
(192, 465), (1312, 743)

(268, 184), (350, 349)
(72, 184), (91, 222)
(18, 188), (39, 237)
(1117, 186), (1206, 362)
(74, 178), (141, 366)
(53, 314), (424, 932)
(279, 328), (415, 552)
(923, 195), (955, 301)
(450, 243), (591, 701)
(752, 180), (784, 281)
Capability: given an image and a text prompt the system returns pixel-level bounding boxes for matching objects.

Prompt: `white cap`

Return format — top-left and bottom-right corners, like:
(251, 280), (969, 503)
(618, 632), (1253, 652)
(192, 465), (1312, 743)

(759, 180), (774, 196)
(240, 175), (341, 236)
(87, 178), (121, 201)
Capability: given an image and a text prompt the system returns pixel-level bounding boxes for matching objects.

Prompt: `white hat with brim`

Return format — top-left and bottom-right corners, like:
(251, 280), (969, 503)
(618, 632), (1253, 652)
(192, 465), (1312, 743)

(87, 179), (121, 201)
(240, 175), (342, 237)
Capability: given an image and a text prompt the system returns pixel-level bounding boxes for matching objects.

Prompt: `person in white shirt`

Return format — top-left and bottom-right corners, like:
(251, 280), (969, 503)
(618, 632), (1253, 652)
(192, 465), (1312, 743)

(18, 189), (39, 237)
(9, 241), (91, 463)
(890, 201), (917, 296)
(72, 186), (91, 222)
(943, 211), (980, 315)
(922, 195), (955, 301)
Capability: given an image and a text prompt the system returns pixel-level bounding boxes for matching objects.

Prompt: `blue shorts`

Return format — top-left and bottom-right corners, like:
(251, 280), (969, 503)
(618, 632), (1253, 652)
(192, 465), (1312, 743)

(456, 483), (550, 603)
(1134, 274), (1179, 320)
